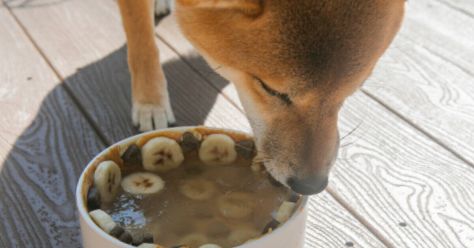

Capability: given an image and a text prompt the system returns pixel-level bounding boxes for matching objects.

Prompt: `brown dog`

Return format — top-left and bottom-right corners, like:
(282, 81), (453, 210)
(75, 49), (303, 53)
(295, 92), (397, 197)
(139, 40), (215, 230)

(117, 0), (405, 195)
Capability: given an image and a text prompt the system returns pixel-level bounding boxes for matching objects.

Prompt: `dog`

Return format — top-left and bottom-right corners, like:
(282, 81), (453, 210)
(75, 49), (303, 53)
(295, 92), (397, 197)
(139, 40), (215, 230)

(117, 0), (405, 195)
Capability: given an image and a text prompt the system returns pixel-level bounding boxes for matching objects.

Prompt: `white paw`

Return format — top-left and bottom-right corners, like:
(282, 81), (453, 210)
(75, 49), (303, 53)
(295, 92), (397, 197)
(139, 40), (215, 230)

(155, 0), (172, 16)
(132, 101), (176, 132)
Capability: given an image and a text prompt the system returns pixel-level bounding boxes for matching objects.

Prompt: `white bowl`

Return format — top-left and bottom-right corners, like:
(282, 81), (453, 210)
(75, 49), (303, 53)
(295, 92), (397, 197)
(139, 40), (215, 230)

(76, 127), (308, 248)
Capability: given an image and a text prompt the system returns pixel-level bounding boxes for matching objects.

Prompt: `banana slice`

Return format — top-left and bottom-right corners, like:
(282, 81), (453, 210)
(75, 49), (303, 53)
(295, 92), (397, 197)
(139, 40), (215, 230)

(229, 226), (260, 245)
(178, 233), (208, 247)
(180, 178), (217, 201)
(121, 172), (165, 195)
(199, 134), (237, 166)
(94, 161), (122, 202)
(200, 244), (222, 248)
(274, 201), (297, 223)
(217, 192), (255, 219)
(142, 137), (184, 172)
(89, 209), (117, 233)
(137, 244), (164, 248)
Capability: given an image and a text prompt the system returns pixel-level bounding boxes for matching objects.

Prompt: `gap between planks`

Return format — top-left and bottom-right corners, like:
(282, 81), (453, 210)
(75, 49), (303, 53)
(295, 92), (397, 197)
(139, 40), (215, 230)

(361, 89), (474, 170)
(4, 5), (114, 147)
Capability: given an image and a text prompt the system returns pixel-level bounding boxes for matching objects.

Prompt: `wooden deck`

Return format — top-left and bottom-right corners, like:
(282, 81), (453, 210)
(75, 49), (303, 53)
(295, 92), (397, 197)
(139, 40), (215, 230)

(1, 0), (473, 247)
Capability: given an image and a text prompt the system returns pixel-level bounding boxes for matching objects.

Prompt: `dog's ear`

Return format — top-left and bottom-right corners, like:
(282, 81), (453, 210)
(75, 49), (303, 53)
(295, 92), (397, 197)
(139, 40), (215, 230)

(177, 0), (263, 15)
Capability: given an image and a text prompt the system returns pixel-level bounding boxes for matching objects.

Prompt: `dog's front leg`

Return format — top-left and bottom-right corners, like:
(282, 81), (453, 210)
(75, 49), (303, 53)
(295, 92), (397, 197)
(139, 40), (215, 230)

(118, 0), (175, 131)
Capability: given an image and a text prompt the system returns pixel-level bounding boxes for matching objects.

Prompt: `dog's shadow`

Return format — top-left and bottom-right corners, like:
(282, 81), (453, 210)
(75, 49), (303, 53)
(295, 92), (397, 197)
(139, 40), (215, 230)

(0, 25), (231, 247)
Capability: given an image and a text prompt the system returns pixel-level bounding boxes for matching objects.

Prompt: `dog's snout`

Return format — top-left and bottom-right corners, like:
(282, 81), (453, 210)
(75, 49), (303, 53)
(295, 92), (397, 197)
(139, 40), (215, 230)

(287, 175), (329, 195)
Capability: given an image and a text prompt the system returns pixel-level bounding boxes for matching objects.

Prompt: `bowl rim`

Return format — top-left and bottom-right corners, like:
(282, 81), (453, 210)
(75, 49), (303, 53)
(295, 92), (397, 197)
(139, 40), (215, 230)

(75, 126), (308, 248)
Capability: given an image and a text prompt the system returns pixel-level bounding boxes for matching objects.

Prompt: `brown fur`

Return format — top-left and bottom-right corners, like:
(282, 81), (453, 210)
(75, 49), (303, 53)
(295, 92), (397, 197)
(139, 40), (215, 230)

(118, 0), (405, 194)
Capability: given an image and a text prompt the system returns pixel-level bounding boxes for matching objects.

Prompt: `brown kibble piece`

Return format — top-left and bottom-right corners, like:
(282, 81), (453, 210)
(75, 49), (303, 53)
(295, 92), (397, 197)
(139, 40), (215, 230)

(262, 219), (280, 234)
(119, 231), (133, 244)
(109, 225), (125, 238)
(87, 186), (101, 211)
(121, 144), (142, 166)
(235, 140), (255, 159)
(180, 132), (200, 152)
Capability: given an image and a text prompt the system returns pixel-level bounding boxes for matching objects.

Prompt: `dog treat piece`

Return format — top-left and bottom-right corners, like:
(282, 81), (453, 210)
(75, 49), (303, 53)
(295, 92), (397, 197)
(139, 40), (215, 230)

(228, 227), (260, 245)
(180, 178), (217, 201)
(132, 232), (155, 246)
(121, 144), (142, 166)
(138, 244), (163, 248)
(178, 233), (208, 247)
(86, 186), (101, 211)
(235, 140), (256, 160)
(262, 219), (280, 234)
(121, 172), (165, 195)
(199, 134), (237, 166)
(142, 137), (184, 172)
(94, 161), (122, 202)
(274, 201), (297, 223)
(89, 209), (117, 234)
(109, 225), (125, 238)
(200, 244), (222, 248)
(119, 231), (133, 244)
(180, 131), (201, 152)
(217, 192), (255, 219)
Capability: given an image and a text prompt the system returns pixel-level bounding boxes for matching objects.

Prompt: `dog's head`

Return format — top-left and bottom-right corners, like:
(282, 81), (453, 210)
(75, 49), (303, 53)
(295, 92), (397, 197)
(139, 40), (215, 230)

(176, 0), (405, 195)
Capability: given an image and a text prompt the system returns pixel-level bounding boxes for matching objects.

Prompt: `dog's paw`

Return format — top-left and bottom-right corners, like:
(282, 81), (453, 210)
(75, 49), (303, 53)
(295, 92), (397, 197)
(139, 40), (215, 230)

(155, 0), (172, 16)
(132, 102), (176, 132)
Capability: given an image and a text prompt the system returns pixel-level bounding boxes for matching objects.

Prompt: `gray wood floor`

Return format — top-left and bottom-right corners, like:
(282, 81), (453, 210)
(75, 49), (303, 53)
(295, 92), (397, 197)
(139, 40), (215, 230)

(0, 0), (473, 247)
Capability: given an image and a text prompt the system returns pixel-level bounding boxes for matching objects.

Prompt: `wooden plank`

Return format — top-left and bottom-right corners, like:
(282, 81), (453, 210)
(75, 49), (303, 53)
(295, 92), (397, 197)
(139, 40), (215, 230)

(7, 0), (250, 144)
(434, 0), (474, 18)
(0, 5), (105, 247)
(332, 92), (474, 247)
(362, 0), (474, 165)
(306, 192), (386, 248)
(156, 14), (474, 247)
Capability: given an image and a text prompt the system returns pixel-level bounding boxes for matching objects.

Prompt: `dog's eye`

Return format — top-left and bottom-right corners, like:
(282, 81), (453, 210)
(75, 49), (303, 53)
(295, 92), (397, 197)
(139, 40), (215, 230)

(253, 76), (292, 105)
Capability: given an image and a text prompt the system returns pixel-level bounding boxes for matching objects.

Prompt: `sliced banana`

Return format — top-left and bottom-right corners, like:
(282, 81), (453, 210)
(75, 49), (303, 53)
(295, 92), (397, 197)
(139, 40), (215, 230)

(142, 137), (184, 172)
(137, 244), (164, 248)
(180, 178), (217, 201)
(200, 244), (222, 248)
(274, 201), (297, 223)
(94, 161), (122, 202)
(217, 192), (255, 219)
(199, 134), (237, 166)
(89, 209), (117, 234)
(121, 172), (165, 195)
(228, 226), (260, 245)
(178, 233), (208, 247)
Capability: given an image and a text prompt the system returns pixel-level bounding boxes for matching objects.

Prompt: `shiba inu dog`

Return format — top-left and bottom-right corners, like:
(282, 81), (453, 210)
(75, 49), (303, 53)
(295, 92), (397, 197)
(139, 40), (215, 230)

(117, 0), (405, 195)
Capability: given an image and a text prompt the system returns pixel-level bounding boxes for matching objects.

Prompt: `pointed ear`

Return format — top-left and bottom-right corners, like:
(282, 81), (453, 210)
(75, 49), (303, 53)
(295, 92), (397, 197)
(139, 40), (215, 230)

(177, 0), (263, 15)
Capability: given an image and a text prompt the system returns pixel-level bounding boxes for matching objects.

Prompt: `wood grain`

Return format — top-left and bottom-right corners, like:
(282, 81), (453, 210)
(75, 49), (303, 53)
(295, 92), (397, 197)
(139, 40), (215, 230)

(7, 0), (250, 144)
(333, 92), (474, 247)
(0, 5), (106, 247)
(362, 0), (474, 165)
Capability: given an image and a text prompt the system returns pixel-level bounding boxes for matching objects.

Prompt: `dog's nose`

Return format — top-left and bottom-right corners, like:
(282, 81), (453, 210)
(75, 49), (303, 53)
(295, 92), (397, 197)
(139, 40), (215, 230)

(287, 175), (329, 195)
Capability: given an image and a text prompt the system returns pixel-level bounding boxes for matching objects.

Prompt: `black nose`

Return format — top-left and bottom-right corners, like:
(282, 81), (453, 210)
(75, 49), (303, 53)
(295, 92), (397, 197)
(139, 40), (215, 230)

(287, 176), (329, 195)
